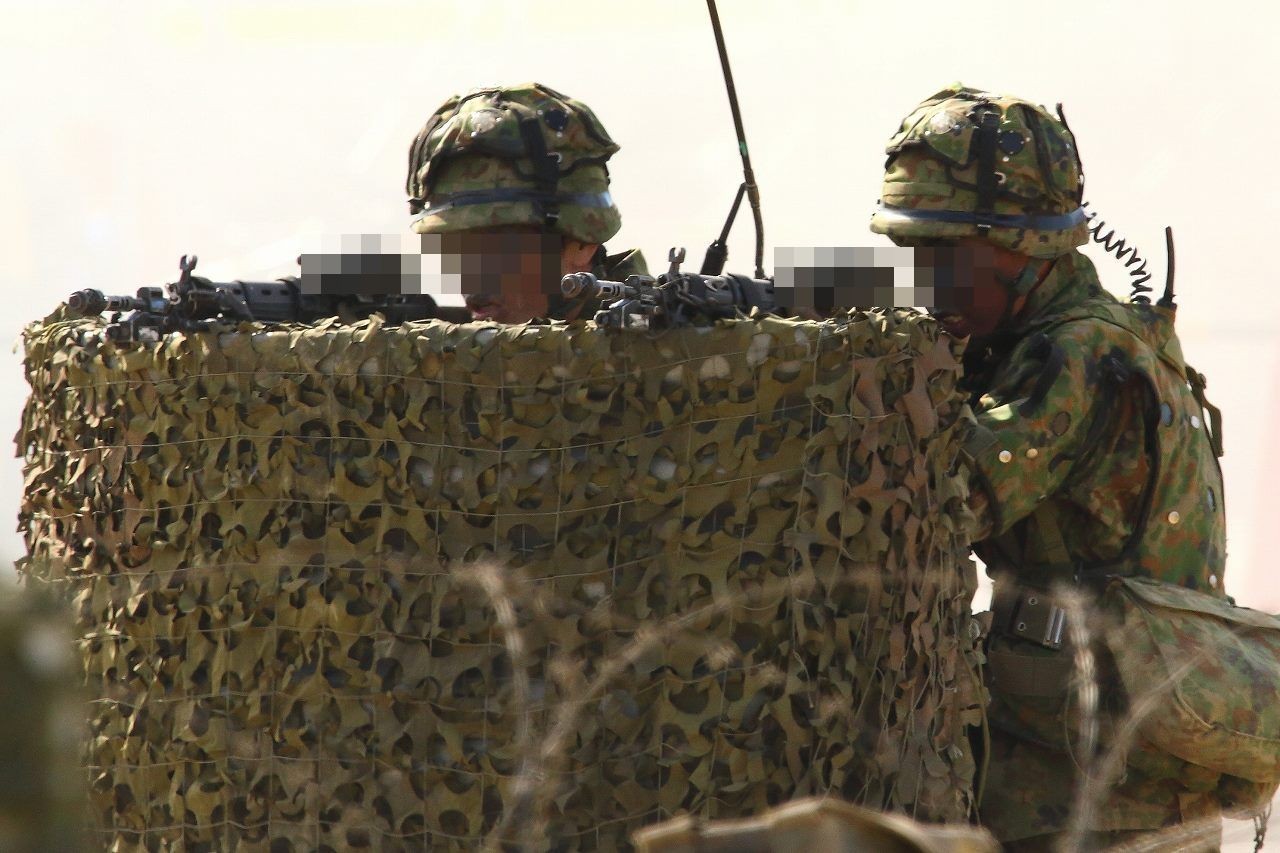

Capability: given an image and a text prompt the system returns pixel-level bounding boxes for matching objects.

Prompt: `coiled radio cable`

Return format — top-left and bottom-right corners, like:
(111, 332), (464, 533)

(1081, 202), (1176, 307)
(1082, 201), (1153, 302)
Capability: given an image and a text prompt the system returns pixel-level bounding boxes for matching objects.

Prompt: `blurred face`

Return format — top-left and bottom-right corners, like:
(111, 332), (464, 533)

(898, 236), (1039, 341)
(431, 227), (599, 323)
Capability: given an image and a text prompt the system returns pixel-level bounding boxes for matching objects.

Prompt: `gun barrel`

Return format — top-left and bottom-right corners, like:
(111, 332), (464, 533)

(560, 272), (595, 299)
(66, 289), (106, 316)
(66, 289), (151, 317)
(561, 272), (637, 301)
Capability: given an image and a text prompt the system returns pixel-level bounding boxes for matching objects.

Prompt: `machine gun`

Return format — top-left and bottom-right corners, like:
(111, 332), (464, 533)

(65, 255), (444, 343)
(562, 247), (776, 330)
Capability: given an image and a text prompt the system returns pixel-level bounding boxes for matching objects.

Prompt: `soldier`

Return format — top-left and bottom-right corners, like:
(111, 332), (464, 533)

(405, 83), (646, 323)
(870, 86), (1231, 849)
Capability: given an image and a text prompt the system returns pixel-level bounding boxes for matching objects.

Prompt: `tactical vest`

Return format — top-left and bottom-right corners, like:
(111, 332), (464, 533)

(979, 296), (1226, 609)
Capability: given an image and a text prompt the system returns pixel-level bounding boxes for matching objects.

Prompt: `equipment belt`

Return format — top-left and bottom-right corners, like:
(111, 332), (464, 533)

(986, 646), (1074, 698)
(991, 586), (1068, 650)
(988, 585), (1073, 698)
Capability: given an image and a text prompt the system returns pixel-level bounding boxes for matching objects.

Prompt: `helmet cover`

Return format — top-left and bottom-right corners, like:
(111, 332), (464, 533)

(407, 83), (622, 245)
(870, 84), (1088, 258)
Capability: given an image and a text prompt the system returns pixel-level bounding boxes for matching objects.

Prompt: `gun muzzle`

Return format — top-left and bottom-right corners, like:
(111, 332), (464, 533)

(67, 289), (150, 317)
(561, 272), (636, 301)
(67, 289), (108, 316)
(560, 272), (597, 299)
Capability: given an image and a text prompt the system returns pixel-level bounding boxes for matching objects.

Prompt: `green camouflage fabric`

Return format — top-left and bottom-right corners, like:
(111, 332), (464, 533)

(1103, 576), (1280, 784)
(956, 249), (1231, 840)
(870, 85), (1089, 259)
(599, 247), (646, 281)
(407, 83), (623, 245)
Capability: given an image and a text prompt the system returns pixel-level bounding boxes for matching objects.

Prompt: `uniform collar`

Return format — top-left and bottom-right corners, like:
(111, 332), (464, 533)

(1009, 249), (1103, 334)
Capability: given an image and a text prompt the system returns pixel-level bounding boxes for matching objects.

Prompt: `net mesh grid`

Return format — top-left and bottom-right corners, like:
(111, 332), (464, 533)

(19, 310), (983, 851)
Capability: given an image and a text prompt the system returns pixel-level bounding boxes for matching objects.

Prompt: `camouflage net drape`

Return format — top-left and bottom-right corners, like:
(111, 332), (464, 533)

(18, 310), (983, 851)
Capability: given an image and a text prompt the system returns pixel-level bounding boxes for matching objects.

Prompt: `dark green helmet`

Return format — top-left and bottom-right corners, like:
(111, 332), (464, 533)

(870, 85), (1088, 258)
(406, 83), (622, 245)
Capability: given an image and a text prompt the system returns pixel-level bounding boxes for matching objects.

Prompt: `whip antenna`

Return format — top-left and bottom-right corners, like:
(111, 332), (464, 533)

(705, 0), (765, 279)
(1159, 226), (1176, 307)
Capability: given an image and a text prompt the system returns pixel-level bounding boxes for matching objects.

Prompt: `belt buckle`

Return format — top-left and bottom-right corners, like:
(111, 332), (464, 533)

(1009, 593), (1067, 650)
(1043, 604), (1067, 649)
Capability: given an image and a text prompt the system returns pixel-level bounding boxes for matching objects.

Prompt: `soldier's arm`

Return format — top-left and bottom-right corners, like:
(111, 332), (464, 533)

(601, 247), (648, 278)
(959, 323), (1115, 541)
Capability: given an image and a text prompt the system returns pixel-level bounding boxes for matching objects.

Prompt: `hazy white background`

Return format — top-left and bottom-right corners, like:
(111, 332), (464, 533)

(1, 2), (1277, 840)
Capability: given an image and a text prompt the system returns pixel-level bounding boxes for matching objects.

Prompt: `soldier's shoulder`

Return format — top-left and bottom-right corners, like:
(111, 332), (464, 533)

(1011, 313), (1128, 367)
(1034, 297), (1180, 371)
(600, 247), (648, 279)
(1028, 298), (1151, 353)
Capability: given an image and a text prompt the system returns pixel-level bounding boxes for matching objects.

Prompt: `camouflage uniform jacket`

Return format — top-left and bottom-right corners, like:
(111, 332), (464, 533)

(598, 247), (647, 281)
(959, 249), (1229, 839)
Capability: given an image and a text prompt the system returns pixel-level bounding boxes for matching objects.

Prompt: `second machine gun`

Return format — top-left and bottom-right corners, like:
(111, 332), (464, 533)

(66, 255), (447, 343)
(561, 248), (777, 330)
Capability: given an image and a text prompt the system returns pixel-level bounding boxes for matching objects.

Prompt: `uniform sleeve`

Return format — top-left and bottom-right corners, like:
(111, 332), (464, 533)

(960, 325), (1111, 540)
(602, 248), (648, 278)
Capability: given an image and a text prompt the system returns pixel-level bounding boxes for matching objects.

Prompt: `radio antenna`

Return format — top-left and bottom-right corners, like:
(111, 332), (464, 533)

(703, 0), (765, 279)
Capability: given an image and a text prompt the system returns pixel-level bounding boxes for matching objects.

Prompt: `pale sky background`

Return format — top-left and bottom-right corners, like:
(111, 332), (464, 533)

(1, 1), (1277, 845)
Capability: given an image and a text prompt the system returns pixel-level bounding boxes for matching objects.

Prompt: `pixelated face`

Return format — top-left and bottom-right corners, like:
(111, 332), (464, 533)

(773, 244), (1002, 336)
(905, 239), (1012, 340)
(299, 234), (427, 297)
(425, 230), (563, 323)
(774, 247), (905, 313)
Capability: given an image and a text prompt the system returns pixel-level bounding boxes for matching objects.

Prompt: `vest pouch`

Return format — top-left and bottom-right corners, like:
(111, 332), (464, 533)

(1103, 575), (1280, 785)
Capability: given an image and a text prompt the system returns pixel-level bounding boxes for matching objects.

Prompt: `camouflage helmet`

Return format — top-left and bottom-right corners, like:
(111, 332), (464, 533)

(406, 83), (622, 245)
(870, 84), (1088, 258)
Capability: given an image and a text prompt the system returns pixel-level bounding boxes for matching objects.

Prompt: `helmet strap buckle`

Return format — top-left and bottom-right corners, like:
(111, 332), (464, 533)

(519, 114), (565, 233)
(974, 109), (1001, 223)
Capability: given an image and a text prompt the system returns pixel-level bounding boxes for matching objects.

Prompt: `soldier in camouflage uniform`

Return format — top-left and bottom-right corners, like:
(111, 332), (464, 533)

(405, 83), (647, 323)
(871, 85), (1231, 849)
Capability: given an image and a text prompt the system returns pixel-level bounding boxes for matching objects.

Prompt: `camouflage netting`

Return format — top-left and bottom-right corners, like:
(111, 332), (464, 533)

(18, 310), (983, 851)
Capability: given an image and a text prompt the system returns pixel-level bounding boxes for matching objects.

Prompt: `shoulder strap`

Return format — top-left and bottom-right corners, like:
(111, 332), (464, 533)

(1032, 304), (1223, 459)
(1185, 365), (1225, 458)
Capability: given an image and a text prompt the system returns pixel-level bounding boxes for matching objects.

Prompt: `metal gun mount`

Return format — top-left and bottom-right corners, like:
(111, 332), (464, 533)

(562, 247), (776, 330)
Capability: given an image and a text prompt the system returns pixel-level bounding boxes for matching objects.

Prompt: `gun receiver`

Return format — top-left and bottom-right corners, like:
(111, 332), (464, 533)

(563, 247), (775, 330)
